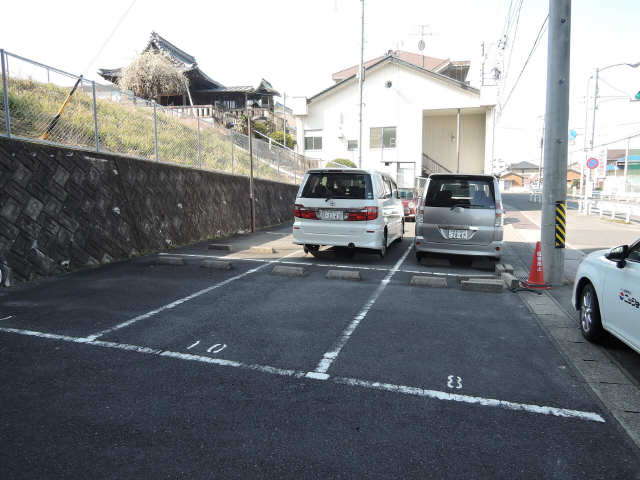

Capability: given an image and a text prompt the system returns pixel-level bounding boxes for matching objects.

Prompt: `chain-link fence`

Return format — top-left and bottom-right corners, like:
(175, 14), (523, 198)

(0, 49), (318, 184)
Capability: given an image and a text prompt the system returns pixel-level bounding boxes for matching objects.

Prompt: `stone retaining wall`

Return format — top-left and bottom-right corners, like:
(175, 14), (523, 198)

(0, 136), (298, 285)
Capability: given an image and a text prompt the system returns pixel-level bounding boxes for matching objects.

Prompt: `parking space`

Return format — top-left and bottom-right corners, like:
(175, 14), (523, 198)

(98, 259), (391, 371)
(1, 221), (639, 477)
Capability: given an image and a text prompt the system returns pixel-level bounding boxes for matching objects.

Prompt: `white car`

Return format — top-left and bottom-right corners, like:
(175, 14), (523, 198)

(292, 168), (404, 257)
(573, 238), (640, 353)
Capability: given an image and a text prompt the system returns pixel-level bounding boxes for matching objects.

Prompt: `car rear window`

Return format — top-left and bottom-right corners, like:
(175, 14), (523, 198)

(425, 177), (495, 208)
(301, 172), (373, 199)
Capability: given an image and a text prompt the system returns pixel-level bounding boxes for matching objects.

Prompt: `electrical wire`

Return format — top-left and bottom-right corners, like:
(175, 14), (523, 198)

(503, 0), (524, 82)
(501, 14), (549, 112)
(82, 0), (138, 77)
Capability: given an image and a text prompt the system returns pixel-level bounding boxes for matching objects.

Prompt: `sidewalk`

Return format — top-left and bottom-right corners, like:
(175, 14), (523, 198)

(501, 210), (640, 449)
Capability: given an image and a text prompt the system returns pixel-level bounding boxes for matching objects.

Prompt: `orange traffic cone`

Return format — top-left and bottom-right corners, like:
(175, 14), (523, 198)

(521, 241), (552, 290)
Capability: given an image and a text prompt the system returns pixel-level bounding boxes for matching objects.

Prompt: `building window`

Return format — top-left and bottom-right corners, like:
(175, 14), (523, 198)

(304, 135), (323, 151)
(370, 127), (396, 148)
(347, 140), (358, 151)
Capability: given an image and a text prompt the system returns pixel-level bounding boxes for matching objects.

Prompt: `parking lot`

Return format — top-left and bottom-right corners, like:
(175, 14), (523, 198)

(1, 223), (639, 478)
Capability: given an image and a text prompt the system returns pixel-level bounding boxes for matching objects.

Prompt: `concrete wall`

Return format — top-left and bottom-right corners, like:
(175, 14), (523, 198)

(0, 137), (298, 285)
(422, 113), (486, 174)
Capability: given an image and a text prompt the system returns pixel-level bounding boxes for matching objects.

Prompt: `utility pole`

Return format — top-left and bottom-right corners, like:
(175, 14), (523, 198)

(541, 0), (571, 286)
(282, 92), (287, 149)
(357, 0), (365, 168)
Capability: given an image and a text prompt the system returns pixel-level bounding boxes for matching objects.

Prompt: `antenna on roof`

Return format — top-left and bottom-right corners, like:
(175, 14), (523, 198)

(411, 24), (432, 68)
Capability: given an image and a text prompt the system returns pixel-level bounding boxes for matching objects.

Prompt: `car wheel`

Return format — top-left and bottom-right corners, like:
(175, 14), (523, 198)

(306, 244), (320, 257)
(379, 230), (387, 258)
(580, 283), (604, 342)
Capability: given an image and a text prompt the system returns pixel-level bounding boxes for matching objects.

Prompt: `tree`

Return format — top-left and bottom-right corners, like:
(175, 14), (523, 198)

(326, 158), (357, 168)
(119, 52), (188, 101)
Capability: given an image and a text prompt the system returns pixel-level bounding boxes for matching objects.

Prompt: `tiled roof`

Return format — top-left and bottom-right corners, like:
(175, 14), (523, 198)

(508, 161), (539, 170)
(332, 50), (469, 82)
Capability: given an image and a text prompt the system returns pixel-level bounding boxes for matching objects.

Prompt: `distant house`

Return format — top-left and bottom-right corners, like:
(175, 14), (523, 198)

(98, 32), (279, 112)
(500, 172), (524, 189)
(293, 49), (496, 188)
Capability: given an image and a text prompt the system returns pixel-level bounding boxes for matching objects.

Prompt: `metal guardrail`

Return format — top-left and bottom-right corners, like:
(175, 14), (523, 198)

(0, 49), (318, 184)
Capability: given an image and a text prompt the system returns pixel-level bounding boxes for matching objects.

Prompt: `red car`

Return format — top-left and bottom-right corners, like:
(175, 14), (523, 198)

(399, 188), (417, 221)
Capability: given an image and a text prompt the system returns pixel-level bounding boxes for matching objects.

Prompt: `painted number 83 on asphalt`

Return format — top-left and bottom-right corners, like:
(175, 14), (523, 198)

(447, 375), (462, 389)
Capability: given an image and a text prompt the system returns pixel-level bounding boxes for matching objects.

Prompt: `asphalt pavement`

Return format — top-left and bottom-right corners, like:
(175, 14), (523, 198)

(1, 219), (639, 479)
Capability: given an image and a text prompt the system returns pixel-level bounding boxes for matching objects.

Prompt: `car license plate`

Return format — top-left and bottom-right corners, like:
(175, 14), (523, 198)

(448, 229), (468, 240)
(319, 210), (343, 221)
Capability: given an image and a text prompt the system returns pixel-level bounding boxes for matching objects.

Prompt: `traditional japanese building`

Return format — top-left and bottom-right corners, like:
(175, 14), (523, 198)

(98, 32), (279, 110)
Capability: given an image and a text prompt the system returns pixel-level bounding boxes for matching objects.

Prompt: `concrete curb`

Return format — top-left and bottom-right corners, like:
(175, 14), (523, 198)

(409, 275), (447, 288)
(326, 270), (361, 281)
(155, 256), (186, 266)
(249, 246), (277, 254)
(519, 289), (640, 449)
(460, 278), (504, 292)
(501, 272), (519, 289)
(208, 244), (233, 251)
(200, 259), (233, 270)
(271, 265), (306, 277)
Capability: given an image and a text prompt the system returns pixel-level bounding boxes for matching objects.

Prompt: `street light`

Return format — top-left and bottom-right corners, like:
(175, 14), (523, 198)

(589, 62), (640, 149)
(586, 61), (639, 201)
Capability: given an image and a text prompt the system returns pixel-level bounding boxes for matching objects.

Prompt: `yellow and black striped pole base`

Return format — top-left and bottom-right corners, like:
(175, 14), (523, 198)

(555, 201), (566, 248)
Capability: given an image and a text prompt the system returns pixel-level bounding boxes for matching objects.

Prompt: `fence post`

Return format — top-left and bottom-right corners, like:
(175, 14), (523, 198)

(1, 49), (11, 138)
(230, 132), (235, 175)
(197, 117), (202, 169)
(92, 81), (100, 152)
(153, 101), (159, 162)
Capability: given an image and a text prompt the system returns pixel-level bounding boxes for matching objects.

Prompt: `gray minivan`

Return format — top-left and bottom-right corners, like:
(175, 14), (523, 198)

(414, 174), (503, 260)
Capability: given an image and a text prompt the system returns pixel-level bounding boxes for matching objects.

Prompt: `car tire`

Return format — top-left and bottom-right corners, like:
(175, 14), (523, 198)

(580, 283), (604, 342)
(416, 251), (423, 262)
(379, 230), (387, 258)
(306, 244), (320, 257)
(398, 220), (405, 242)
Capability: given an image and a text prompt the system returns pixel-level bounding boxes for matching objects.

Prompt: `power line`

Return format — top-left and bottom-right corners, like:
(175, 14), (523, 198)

(501, 14), (549, 112)
(569, 130), (640, 154)
(82, 0), (138, 77)
(503, 0), (524, 82)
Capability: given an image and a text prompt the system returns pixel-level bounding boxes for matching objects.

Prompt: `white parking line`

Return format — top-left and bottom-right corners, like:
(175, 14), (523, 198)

(312, 243), (413, 376)
(0, 326), (605, 423)
(85, 251), (299, 341)
(0, 315), (14, 321)
(158, 253), (493, 278)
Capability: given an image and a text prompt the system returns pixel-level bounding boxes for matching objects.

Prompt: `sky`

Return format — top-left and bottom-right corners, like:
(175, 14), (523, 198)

(2, 0), (639, 167)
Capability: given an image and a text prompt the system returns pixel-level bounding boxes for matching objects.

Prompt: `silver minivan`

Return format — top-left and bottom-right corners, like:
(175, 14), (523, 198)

(414, 174), (503, 260)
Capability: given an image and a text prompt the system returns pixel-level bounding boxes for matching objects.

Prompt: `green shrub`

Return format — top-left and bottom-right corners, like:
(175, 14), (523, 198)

(268, 130), (296, 149)
(326, 158), (357, 168)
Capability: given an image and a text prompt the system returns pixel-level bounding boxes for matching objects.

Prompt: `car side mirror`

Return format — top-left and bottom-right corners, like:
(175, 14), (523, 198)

(606, 245), (629, 268)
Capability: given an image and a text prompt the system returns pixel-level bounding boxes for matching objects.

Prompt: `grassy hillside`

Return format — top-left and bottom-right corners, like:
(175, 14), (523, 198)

(1, 77), (286, 181)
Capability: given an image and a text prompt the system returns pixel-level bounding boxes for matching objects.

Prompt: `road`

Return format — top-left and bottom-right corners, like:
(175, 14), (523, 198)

(1, 217), (639, 478)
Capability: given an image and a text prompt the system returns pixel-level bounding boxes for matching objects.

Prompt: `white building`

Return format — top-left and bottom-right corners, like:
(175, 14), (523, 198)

(292, 51), (497, 187)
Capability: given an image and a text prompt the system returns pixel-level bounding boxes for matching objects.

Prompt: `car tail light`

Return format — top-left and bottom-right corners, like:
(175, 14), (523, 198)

(495, 209), (503, 227)
(417, 206), (424, 224)
(294, 204), (318, 220)
(347, 206), (378, 221)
